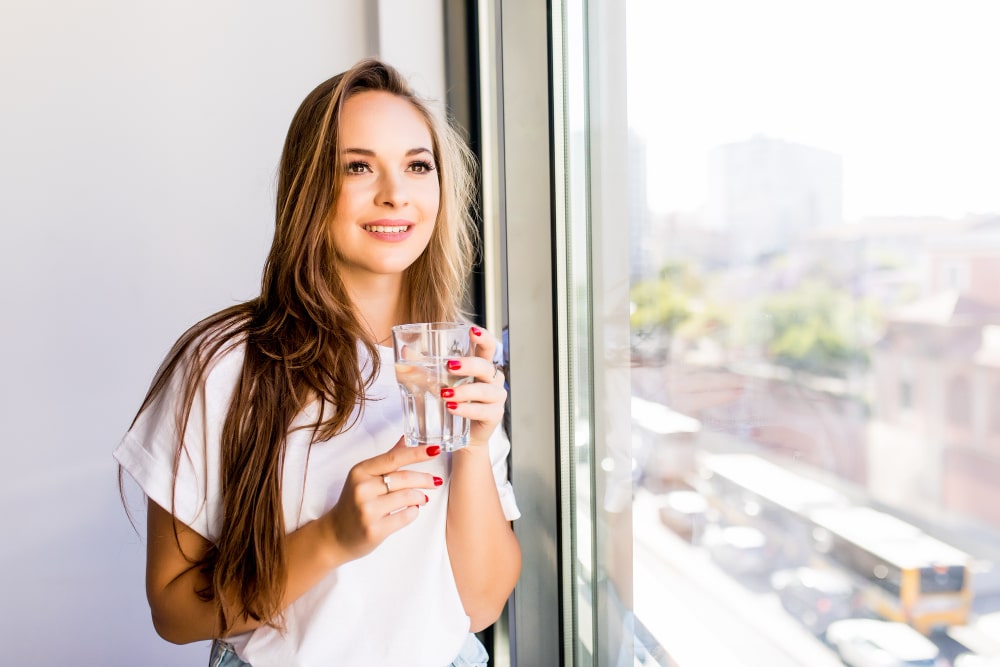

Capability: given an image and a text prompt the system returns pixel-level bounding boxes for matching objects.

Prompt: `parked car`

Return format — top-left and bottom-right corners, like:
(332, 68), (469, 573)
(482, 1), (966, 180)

(826, 619), (945, 667)
(656, 489), (709, 542)
(700, 524), (770, 575)
(770, 566), (857, 634)
(954, 654), (1000, 667)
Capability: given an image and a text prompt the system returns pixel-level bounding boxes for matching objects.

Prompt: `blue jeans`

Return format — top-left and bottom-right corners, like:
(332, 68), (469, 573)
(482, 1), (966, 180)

(209, 633), (489, 667)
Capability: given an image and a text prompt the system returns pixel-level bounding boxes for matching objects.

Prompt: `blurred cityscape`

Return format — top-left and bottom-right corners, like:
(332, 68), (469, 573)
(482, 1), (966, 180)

(626, 134), (1000, 666)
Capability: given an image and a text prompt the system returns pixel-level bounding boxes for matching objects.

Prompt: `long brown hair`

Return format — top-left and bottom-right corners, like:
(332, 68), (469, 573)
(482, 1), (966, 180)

(128, 59), (476, 632)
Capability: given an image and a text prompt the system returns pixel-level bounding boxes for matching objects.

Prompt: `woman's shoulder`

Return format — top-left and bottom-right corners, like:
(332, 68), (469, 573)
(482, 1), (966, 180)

(150, 304), (253, 393)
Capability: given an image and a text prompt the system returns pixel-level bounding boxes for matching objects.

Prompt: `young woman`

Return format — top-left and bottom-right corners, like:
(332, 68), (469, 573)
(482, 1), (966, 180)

(115, 59), (521, 667)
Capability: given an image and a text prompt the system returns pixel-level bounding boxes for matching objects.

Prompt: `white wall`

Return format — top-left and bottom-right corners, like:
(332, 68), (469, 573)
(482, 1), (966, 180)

(0, 1), (443, 663)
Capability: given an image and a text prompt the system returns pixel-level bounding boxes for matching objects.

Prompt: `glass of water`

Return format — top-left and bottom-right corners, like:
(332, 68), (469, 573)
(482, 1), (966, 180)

(391, 322), (473, 451)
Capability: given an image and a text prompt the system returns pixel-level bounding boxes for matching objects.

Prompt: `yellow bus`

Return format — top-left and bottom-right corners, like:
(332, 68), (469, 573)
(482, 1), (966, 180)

(700, 454), (974, 634)
(810, 506), (973, 634)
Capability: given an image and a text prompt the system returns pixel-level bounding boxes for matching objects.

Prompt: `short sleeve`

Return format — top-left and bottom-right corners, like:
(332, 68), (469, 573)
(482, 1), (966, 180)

(113, 343), (244, 541)
(487, 425), (520, 521)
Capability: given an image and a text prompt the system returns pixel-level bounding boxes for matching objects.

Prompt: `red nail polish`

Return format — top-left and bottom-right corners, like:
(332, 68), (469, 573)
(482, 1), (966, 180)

(433, 476), (443, 486)
(424, 494), (429, 503)
(471, 326), (482, 336)
(426, 445), (442, 456)
(447, 359), (461, 370)
(440, 387), (455, 398)
(446, 401), (458, 410)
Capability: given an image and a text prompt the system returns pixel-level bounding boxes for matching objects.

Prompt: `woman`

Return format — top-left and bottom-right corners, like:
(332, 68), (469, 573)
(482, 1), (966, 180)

(115, 59), (521, 667)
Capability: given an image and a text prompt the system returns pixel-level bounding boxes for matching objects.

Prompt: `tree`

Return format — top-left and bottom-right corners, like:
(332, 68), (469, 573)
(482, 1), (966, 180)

(629, 261), (705, 363)
(753, 280), (876, 376)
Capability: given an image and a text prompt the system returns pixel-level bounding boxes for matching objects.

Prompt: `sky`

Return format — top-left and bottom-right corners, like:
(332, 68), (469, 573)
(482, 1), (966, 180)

(625, 0), (1000, 221)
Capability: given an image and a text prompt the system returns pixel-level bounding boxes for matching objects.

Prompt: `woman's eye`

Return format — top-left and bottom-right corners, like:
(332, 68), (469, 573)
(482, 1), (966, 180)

(408, 160), (436, 174)
(345, 161), (371, 174)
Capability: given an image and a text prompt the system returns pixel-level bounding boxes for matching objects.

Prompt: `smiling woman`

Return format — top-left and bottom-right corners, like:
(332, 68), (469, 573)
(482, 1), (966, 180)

(114, 59), (521, 667)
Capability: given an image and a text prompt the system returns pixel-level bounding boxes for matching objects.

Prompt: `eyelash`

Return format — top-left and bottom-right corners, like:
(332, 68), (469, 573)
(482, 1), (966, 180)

(409, 160), (436, 174)
(343, 160), (436, 175)
(345, 160), (371, 175)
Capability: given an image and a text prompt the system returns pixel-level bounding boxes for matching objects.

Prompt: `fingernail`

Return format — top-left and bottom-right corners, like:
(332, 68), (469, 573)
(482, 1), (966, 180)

(426, 445), (442, 456)
(440, 387), (455, 398)
(424, 494), (429, 503)
(446, 401), (458, 410)
(433, 476), (443, 486)
(447, 359), (461, 371)
(471, 326), (482, 336)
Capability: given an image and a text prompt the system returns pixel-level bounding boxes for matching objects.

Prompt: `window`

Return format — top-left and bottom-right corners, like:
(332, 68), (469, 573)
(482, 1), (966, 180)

(489, 0), (1000, 664)
(497, 0), (1000, 664)
(947, 375), (972, 429)
(941, 261), (971, 292)
(900, 378), (914, 412)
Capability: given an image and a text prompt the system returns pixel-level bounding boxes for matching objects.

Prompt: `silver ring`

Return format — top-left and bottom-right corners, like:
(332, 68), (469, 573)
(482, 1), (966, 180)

(382, 474), (392, 493)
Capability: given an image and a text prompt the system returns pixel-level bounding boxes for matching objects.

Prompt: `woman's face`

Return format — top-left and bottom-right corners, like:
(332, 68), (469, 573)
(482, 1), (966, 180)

(328, 90), (440, 286)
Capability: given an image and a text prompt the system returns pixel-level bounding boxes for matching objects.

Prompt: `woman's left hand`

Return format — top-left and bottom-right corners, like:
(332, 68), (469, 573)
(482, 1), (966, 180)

(443, 325), (506, 447)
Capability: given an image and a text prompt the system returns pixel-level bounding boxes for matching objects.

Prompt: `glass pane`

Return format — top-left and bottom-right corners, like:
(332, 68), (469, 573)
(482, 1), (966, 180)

(554, 1), (1000, 664)
(557, 0), (636, 664)
(621, 2), (1000, 666)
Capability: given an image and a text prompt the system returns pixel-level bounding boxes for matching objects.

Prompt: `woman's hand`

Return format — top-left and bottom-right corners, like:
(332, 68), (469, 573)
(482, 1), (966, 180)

(326, 437), (442, 562)
(441, 325), (507, 448)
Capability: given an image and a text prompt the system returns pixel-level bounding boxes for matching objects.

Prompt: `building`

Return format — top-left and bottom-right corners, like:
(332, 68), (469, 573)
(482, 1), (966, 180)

(869, 218), (1000, 529)
(707, 135), (843, 265)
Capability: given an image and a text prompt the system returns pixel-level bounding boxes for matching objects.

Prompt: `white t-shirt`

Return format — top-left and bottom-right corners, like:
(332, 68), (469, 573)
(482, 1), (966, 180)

(115, 340), (520, 667)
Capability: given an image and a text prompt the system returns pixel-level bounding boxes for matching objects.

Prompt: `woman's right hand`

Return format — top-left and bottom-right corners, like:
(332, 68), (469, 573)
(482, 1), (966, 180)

(325, 436), (442, 562)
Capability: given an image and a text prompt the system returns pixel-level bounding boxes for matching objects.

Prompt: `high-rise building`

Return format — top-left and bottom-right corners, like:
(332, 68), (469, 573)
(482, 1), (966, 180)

(707, 135), (842, 264)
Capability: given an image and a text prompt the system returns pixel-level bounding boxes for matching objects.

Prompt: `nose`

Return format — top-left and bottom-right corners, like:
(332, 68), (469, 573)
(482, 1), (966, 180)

(375, 170), (407, 208)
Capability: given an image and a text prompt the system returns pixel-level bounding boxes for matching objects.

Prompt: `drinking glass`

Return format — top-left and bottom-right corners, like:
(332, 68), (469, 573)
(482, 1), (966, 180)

(391, 322), (472, 451)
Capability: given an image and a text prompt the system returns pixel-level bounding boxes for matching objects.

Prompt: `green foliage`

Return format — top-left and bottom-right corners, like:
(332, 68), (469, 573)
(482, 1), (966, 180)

(630, 261), (707, 331)
(629, 257), (881, 377)
(630, 279), (690, 331)
(755, 280), (875, 375)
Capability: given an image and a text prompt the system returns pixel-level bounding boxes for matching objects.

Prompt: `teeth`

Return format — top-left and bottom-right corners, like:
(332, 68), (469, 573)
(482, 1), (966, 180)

(365, 225), (409, 233)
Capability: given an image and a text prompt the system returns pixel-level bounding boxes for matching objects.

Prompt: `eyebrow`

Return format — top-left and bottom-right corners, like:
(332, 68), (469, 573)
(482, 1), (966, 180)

(341, 147), (433, 157)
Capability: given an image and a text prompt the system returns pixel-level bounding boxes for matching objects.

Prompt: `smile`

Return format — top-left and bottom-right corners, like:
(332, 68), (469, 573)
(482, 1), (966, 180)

(363, 224), (410, 233)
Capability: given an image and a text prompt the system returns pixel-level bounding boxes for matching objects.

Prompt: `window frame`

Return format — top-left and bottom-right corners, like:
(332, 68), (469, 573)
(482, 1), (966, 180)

(480, 1), (566, 665)
(476, 1), (634, 665)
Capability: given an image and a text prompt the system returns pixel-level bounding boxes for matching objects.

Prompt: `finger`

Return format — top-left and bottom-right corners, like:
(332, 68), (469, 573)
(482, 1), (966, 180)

(372, 488), (430, 515)
(376, 505), (420, 535)
(373, 470), (444, 495)
(444, 385), (505, 421)
(444, 355), (502, 384)
(469, 325), (498, 363)
(447, 400), (504, 425)
(443, 380), (506, 406)
(356, 436), (442, 476)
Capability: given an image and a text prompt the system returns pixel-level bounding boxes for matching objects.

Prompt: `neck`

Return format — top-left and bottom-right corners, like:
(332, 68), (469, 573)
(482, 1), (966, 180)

(342, 273), (406, 345)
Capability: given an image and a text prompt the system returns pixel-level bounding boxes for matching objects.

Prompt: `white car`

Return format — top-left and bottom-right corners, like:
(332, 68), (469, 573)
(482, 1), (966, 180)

(825, 619), (944, 667)
(700, 524), (770, 575)
(656, 489), (709, 542)
(954, 654), (1000, 667)
(770, 566), (856, 634)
